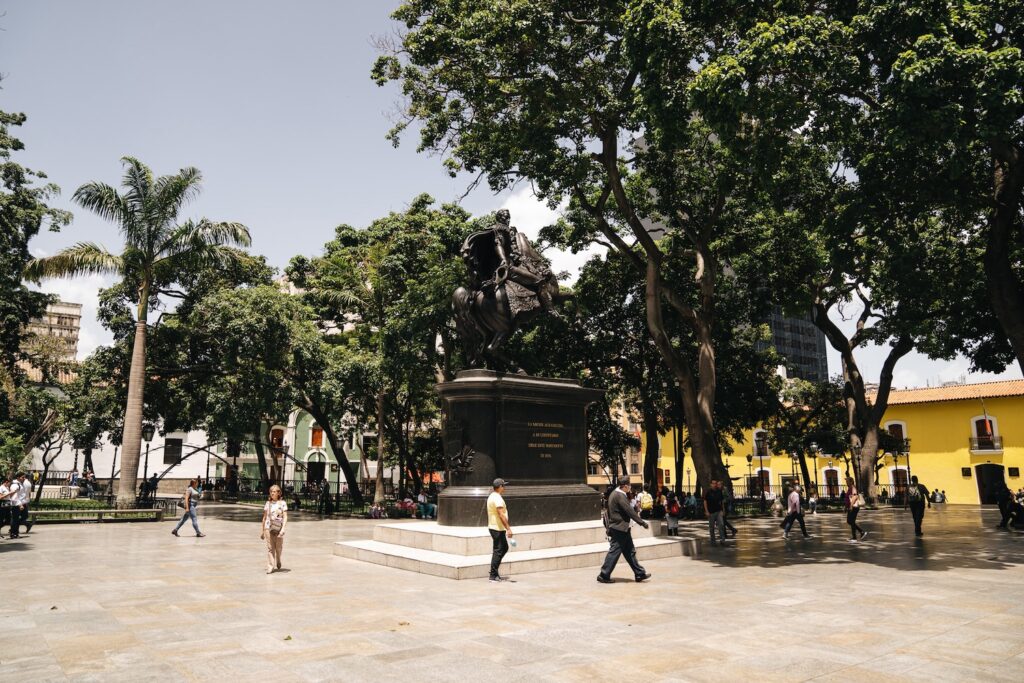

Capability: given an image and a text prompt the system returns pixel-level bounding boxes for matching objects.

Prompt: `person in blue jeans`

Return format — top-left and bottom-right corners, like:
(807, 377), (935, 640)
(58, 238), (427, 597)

(172, 478), (205, 537)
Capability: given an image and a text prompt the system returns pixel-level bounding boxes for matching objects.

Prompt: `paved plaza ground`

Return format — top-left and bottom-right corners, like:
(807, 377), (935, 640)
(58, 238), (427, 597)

(2, 504), (1023, 682)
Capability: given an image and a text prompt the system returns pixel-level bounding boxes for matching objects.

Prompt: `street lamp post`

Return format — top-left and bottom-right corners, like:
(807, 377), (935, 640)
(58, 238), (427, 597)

(686, 467), (691, 492)
(903, 438), (912, 481)
(754, 432), (767, 512)
(745, 454), (753, 498)
(809, 442), (820, 497)
(141, 423), (156, 480)
(827, 458), (833, 500)
(141, 424), (156, 503)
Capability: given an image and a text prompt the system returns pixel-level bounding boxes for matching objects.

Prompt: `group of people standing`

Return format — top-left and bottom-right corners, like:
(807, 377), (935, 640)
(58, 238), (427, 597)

(0, 473), (34, 539)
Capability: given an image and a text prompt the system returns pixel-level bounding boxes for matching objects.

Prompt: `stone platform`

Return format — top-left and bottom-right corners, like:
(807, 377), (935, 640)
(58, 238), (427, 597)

(333, 519), (700, 580)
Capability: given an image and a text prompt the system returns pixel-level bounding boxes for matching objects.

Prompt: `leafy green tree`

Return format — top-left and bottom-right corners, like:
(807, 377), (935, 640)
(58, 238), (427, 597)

(690, 2), (1009, 497)
(760, 378), (846, 492)
(374, 1), (816, 490)
(184, 286), (302, 491)
(0, 427), (26, 476)
(24, 157), (250, 506)
(289, 195), (476, 501)
(0, 108), (71, 421)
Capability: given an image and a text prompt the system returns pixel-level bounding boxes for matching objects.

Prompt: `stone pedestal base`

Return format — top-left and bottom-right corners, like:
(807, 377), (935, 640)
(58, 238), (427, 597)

(438, 483), (600, 527)
(333, 520), (701, 580)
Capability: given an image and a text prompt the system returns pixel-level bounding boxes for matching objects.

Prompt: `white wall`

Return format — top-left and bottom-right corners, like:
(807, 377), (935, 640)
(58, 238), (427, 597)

(31, 430), (216, 480)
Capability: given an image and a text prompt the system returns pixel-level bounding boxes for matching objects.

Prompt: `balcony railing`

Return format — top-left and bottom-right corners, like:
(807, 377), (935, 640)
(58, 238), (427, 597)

(970, 435), (1003, 451)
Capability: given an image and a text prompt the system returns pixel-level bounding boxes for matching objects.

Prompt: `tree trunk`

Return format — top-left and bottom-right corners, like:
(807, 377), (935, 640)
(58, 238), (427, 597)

(856, 426), (881, 503)
(986, 147), (1024, 372)
(374, 392), (386, 504)
(299, 397), (364, 506)
(798, 451), (812, 492)
(674, 424), (684, 497)
(251, 423), (271, 493)
(641, 405), (660, 491)
(116, 318), (148, 508)
(642, 260), (726, 491)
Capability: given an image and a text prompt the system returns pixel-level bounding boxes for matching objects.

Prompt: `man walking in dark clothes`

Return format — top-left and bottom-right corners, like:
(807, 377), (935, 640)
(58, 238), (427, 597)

(597, 475), (651, 583)
(905, 475), (931, 536)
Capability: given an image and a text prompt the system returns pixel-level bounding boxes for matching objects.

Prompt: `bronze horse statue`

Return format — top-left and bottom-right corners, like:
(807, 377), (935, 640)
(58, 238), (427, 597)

(453, 210), (564, 367)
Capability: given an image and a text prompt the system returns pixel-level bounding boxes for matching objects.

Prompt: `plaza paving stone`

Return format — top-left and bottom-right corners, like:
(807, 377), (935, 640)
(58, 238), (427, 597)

(2, 503), (1023, 682)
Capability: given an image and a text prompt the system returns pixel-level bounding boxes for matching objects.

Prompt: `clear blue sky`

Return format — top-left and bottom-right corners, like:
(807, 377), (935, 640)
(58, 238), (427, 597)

(2, 0), (1019, 387)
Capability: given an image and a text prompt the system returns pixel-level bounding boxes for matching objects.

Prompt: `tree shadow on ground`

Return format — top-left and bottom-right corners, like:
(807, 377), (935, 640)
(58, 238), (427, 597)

(680, 506), (1024, 573)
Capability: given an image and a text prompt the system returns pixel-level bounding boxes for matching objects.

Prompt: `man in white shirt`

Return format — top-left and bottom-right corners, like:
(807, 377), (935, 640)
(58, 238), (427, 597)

(782, 484), (809, 540)
(486, 478), (513, 582)
(9, 472), (33, 538)
(0, 475), (13, 539)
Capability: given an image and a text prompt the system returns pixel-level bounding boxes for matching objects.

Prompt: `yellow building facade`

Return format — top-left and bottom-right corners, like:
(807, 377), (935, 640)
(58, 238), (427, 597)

(644, 379), (1024, 504)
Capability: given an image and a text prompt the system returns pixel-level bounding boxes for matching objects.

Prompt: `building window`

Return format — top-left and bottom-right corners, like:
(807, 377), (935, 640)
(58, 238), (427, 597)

(163, 438), (182, 465)
(664, 469), (671, 485)
(970, 415), (1001, 451)
(630, 463), (639, 475)
(270, 428), (285, 454)
(587, 462), (599, 476)
(310, 425), (324, 449)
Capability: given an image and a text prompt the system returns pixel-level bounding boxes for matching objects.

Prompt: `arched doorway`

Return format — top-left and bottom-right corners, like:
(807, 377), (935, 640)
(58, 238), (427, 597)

(976, 464), (1005, 504)
(823, 469), (840, 499)
(306, 452), (327, 485)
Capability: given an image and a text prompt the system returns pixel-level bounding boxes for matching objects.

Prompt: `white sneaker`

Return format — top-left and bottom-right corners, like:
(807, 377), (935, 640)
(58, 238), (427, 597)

(860, 531), (869, 540)
(783, 532), (789, 540)
(848, 538), (858, 543)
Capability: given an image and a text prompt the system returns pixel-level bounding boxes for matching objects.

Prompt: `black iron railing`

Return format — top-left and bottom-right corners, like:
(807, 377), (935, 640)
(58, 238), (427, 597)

(970, 436), (1003, 451)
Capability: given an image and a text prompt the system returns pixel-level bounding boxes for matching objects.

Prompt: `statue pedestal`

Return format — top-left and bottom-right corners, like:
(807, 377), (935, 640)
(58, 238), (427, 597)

(436, 370), (603, 526)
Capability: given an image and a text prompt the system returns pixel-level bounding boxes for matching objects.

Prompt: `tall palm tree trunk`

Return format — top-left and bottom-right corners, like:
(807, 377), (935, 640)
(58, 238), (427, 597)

(116, 319), (147, 507)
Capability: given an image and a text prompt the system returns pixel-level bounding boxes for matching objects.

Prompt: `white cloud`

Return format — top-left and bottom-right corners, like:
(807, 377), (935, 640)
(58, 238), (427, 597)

(499, 186), (605, 283)
(32, 274), (115, 360)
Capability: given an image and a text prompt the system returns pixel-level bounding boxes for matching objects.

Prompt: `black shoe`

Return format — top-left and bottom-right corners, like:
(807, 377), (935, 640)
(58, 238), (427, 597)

(635, 573), (652, 583)
(596, 575), (614, 584)
(171, 530), (179, 537)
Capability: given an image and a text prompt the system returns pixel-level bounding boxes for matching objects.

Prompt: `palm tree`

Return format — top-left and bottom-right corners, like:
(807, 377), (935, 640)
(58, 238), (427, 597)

(24, 157), (250, 507)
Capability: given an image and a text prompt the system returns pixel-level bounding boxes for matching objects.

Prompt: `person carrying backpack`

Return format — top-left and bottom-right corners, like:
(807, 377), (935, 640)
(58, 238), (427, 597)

(905, 475), (930, 536)
(639, 488), (654, 519)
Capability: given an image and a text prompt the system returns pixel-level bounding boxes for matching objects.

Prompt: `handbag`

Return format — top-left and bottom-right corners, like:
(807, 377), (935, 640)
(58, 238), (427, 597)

(269, 518), (283, 533)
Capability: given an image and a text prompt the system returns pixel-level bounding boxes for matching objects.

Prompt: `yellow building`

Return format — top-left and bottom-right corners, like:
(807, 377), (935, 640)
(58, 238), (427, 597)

(645, 379), (1024, 504)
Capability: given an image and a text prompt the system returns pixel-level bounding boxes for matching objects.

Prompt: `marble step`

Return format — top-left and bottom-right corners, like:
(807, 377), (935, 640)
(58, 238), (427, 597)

(371, 519), (661, 555)
(333, 535), (694, 580)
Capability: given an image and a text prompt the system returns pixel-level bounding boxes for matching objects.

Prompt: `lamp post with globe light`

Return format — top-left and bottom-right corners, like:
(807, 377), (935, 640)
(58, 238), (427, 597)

(141, 424), (156, 482)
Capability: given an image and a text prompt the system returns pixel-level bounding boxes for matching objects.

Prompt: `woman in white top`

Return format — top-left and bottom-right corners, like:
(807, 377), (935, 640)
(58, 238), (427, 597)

(261, 484), (288, 574)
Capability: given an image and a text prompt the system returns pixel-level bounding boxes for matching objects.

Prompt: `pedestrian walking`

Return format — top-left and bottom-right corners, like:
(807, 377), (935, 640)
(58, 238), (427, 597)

(597, 475), (651, 583)
(782, 484), (810, 539)
(905, 475), (930, 536)
(704, 479), (727, 546)
(171, 478), (205, 537)
(665, 491), (681, 536)
(487, 478), (513, 582)
(722, 484), (738, 538)
(0, 475), (13, 539)
(845, 476), (867, 542)
(9, 473), (33, 537)
(261, 484), (288, 573)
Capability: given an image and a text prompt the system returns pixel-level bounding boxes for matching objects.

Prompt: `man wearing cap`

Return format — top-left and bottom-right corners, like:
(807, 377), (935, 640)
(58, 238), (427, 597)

(597, 475), (652, 583)
(487, 478), (514, 582)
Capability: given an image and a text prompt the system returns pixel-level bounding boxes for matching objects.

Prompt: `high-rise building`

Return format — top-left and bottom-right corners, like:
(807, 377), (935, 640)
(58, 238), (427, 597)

(19, 300), (82, 383)
(767, 310), (829, 383)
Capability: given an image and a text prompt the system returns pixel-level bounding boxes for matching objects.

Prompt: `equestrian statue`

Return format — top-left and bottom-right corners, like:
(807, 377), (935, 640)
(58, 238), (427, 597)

(453, 209), (564, 367)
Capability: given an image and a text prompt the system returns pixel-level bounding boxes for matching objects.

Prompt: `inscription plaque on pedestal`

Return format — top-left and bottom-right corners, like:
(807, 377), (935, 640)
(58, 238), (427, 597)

(437, 369), (603, 526)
